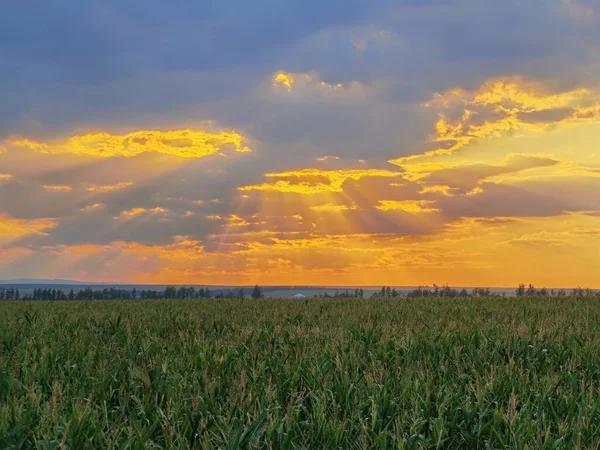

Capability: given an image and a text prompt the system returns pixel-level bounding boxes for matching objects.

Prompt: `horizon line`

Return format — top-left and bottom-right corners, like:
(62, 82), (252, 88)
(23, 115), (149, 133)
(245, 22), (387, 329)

(0, 279), (598, 290)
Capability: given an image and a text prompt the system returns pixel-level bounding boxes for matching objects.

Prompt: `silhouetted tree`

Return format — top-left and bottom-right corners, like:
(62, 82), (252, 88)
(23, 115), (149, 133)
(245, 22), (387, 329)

(251, 285), (263, 299)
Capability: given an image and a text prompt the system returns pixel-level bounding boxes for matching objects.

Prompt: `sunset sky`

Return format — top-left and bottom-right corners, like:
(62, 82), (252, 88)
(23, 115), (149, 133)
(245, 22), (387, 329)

(1, 0), (599, 287)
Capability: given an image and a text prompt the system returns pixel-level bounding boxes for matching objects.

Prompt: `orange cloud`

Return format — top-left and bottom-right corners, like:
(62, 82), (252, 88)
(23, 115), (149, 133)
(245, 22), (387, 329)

(0, 247), (33, 266)
(86, 181), (133, 192)
(0, 214), (57, 244)
(80, 203), (105, 213)
(42, 184), (73, 192)
(0, 174), (13, 182)
(6, 128), (251, 159)
(10, 211), (600, 287)
(117, 237), (205, 263)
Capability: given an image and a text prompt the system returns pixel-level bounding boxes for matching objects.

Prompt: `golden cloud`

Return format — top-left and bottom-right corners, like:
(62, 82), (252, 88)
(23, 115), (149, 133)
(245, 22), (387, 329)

(0, 214), (57, 244)
(7, 128), (251, 159)
(272, 71), (364, 94)
(86, 181), (133, 193)
(418, 185), (456, 196)
(393, 78), (600, 170)
(0, 174), (13, 182)
(376, 200), (439, 213)
(115, 207), (168, 220)
(239, 168), (401, 195)
(424, 78), (590, 113)
(466, 186), (484, 196)
(473, 80), (589, 112)
(273, 72), (295, 90)
(311, 203), (358, 212)
(390, 78), (600, 184)
(225, 214), (252, 227)
(42, 184), (73, 192)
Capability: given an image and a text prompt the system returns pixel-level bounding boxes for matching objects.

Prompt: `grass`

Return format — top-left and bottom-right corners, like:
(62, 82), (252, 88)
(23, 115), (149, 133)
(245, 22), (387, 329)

(1, 296), (600, 449)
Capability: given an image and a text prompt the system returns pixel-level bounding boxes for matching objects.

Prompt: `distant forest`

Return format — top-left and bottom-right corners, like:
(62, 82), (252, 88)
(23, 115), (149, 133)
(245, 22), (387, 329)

(0, 283), (596, 301)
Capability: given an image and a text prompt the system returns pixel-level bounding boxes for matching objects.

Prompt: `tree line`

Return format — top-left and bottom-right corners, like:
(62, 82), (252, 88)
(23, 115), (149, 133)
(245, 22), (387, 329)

(376, 284), (597, 298)
(0, 283), (596, 301)
(371, 285), (494, 298)
(515, 284), (595, 298)
(0, 285), (265, 301)
(312, 288), (365, 299)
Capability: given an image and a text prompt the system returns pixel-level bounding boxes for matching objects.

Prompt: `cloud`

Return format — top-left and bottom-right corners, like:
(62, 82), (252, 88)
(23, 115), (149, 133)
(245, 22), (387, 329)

(418, 185), (456, 196)
(376, 200), (439, 213)
(315, 156), (340, 162)
(85, 181), (134, 193)
(2, 210), (599, 287)
(0, 174), (12, 182)
(42, 184), (73, 192)
(240, 168), (402, 195)
(269, 71), (367, 97)
(0, 214), (57, 245)
(80, 203), (105, 213)
(561, 0), (597, 23)
(395, 78), (599, 164)
(273, 72), (295, 91)
(6, 128), (251, 159)
(417, 154), (560, 190)
(114, 207), (168, 220)
(311, 203), (358, 213)
(1, 1), (600, 286)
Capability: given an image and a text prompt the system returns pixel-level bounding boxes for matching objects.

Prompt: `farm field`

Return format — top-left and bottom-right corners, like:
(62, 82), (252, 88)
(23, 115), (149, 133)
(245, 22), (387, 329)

(2, 297), (600, 449)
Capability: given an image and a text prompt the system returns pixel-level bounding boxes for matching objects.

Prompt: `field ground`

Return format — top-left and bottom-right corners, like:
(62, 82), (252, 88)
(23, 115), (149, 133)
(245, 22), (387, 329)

(2, 297), (600, 448)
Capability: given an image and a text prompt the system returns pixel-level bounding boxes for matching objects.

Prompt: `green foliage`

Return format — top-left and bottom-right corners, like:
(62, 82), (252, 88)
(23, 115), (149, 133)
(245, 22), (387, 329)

(1, 296), (600, 448)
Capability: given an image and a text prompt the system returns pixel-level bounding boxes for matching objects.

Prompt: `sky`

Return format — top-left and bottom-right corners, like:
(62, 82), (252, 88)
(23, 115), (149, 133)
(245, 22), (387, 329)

(1, 0), (599, 288)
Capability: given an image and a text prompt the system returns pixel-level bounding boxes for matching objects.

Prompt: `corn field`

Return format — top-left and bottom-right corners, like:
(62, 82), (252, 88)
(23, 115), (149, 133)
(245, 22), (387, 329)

(2, 297), (600, 449)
